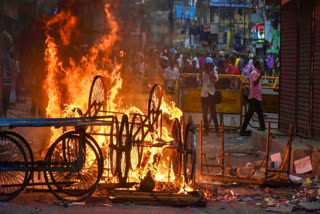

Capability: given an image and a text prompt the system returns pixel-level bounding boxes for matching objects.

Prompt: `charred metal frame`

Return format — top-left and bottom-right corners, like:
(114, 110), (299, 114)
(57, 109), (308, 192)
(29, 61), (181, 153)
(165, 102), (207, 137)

(0, 77), (196, 202)
(199, 121), (293, 185)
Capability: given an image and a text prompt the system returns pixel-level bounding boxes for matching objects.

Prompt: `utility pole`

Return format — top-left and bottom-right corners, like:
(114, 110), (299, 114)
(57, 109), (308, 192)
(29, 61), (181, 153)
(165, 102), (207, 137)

(169, 0), (174, 47)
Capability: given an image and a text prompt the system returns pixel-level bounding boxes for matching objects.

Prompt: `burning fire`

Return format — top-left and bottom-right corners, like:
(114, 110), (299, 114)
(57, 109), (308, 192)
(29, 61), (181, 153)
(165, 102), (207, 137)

(43, 3), (186, 191)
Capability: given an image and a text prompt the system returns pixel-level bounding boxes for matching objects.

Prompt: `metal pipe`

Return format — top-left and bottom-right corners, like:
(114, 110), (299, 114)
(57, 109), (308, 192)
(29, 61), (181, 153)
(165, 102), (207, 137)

(160, 111), (163, 139)
(287, 124), (292, 176)
(265, 122), (271, 180)
(221, 121), (225, 176)
(200, 120), (202, 175)
(181, 114), (185, 145)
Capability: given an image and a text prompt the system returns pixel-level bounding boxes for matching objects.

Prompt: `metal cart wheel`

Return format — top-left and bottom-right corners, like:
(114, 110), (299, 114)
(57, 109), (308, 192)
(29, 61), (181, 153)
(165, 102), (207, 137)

(170, 118), (182, 177)
(0, 133), (29, 202)
(88, 75), (107, 117)
(147, 84), (162, 133)
(0, 131), (34, 183)
(183, 122), (196, 184)
(117, 114), (131, 185)
(44, 131), (103, 201)
(88, 76), (108, 135)
(130, 113), (144, 171)
(109, 116), (120, 177)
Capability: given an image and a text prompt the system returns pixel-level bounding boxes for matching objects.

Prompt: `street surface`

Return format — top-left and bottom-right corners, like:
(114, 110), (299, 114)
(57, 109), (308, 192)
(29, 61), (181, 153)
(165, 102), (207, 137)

(0, 128), (316, 214)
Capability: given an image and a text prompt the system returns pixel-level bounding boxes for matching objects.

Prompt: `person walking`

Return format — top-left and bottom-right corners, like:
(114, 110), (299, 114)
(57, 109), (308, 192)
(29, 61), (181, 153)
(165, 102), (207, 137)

(199, 57), (219, 135)
(240, 60), (266, 136)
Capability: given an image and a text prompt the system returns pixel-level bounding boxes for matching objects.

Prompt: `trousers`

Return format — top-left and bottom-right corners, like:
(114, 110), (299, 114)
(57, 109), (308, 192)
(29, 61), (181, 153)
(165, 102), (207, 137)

(201, 93), (219, 131)
(241, 98), (266, 131)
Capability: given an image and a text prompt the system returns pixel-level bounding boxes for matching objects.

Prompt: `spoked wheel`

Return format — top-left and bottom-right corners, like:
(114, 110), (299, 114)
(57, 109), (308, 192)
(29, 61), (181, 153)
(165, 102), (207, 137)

(44, 131), (103, 201)
(183, 122), (196, 184)
(0, 133), (29, 202)
(170, 119), (182, 178)
(109, 117), (120, 177)
(117, 114), (131, 185)
(147, 84), (162, 133)
(88, 76), (107, 133)
(0, 131), (34, 183)
(130, 113), (144, 171)
(88, 76), (107, 117)
(63, 107), (84, 133)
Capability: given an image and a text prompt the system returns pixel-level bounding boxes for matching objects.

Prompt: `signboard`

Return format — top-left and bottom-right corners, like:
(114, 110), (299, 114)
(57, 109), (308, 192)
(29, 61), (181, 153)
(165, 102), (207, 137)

(203, 25), (211, 32)
(203, 25), (219, 34)
(210, 0), (250, 7)
(252, 22), (265, 43)
(176, 6), (196, 19)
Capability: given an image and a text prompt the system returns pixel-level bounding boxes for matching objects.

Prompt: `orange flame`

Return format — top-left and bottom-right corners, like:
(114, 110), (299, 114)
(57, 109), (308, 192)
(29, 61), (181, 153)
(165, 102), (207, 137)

(44, 3), (186, 191)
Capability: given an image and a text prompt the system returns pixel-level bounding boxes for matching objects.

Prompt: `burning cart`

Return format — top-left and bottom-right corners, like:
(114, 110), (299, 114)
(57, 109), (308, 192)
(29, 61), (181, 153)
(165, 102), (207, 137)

(0, 76), (196, 202)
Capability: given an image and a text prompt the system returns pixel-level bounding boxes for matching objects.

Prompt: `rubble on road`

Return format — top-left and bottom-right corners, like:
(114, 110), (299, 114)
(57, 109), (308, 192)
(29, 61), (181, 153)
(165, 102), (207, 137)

(200, 175), (320, 212)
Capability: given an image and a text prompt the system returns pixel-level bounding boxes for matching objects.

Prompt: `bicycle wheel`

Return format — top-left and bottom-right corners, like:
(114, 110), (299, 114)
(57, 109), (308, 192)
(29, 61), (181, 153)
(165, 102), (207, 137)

(109, 116), (119, 177)
(0, 131), (34, 183)
(44, 131), (103, 201)
(147, 84), (162, 132)
(88, 76), (107, 134)
(88, 76), (107, 117)
(130, 113), (144, 171)
(117, 114), (131, 185)
(0, 133), (28, 202)
(183, 122), (196, 184)
(171, 118), (182, 177)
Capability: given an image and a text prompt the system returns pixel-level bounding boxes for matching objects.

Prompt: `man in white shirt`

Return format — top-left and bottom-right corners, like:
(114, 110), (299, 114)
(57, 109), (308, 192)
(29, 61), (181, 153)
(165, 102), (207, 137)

(199, 57), (220, 134)
(164, 62), (179, 80)
(164, 62), (179, 92)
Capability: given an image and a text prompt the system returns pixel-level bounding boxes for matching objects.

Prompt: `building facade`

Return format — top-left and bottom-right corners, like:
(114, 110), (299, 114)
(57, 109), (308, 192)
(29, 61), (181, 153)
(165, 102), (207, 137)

(194, 0), (280, 54)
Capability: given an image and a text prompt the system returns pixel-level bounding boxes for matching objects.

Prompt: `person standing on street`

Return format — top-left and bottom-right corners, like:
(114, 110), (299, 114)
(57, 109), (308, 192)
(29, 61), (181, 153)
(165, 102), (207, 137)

(199, 57), (219, 135)
(226, 56), (240, 75)
(241, 58), (251, 78)
(267, 53), (274, 76)
(240, 60), (266, 136)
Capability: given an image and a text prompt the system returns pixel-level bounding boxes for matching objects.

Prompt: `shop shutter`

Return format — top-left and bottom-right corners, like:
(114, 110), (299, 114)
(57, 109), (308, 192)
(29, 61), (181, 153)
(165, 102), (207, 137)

(279, 1), (298, 133)
(313, 0), (320, 139)
(296, 1), (314, 137)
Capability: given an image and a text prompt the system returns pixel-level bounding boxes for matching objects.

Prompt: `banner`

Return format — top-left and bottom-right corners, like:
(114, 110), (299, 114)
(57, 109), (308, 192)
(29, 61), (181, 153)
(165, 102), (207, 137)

(176, 6), (196, 20)
(210, 0), (250, 7)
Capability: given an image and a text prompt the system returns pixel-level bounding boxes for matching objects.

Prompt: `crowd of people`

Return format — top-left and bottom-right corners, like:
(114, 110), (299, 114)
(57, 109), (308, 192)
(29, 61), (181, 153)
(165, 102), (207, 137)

(158, 48), (280, 79)
(155, 48), (271, 136)
(118, 47), (280, 85)
(114, 46), (275, 136)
